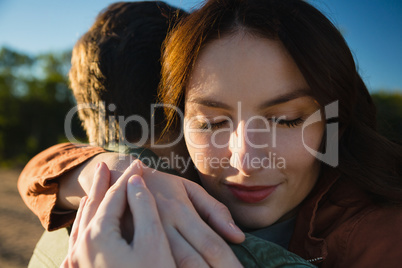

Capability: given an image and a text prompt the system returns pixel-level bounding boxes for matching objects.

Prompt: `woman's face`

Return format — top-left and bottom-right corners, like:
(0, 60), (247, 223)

(183, 34), (325, 229)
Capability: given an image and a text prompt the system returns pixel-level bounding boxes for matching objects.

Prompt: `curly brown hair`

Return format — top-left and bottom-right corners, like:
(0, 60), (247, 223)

(69, 1), (186, 146)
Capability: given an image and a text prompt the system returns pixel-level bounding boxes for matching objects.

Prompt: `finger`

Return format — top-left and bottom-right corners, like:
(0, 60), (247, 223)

(183, 179), (245, 243)
(79, 162), (110, 231)
(126, 175), (164, 237)
(127, 175), (161, 234)
(164, 226), (209, 268)
(93, 160), (143, 223)
(88, 163), (111, 202)
(127, 175), (175, 261)
(175, 212), (243, 268)
(159, 195), (242, 268)
(108, 157), (144, 185)
(69, 196), (87, 252)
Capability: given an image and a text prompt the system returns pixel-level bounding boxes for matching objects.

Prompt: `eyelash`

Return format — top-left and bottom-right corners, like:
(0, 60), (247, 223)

(197, 117), (304, 131)
(199, 120), (228, 130)
(275, 117), (304, 128)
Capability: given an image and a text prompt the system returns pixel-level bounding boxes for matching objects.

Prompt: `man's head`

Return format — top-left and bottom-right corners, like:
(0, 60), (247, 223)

(69, 1), (186, 146)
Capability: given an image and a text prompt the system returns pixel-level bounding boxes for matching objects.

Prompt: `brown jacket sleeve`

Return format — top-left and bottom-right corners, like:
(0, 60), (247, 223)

(17, 143), (106, 231)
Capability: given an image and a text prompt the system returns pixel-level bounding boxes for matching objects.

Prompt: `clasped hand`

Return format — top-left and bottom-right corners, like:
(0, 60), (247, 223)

(62, 161), (244, 267)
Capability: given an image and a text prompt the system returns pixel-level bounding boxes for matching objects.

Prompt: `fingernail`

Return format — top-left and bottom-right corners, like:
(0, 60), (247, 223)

(96, 162), (101, 170)
(129, 175), (145, 187)
(228, 221), (243, 234)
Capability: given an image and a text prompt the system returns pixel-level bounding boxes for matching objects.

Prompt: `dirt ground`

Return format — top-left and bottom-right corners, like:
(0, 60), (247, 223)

(0, 168), (43, 268)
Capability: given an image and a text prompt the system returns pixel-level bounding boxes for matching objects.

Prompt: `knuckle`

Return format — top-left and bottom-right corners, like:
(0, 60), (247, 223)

(142, 220), (164, 239)
(87, 222), (108, 245)
(214, 201), (231, 216)
(106, 185), (120, 196)
(200, 237), (225, 260)
(148, 218), (164, 232)
(202, 200), (231, 224)
(134, 189), (153, 202)
(84, 197), (97, 208)
(156, 196), (188, 219)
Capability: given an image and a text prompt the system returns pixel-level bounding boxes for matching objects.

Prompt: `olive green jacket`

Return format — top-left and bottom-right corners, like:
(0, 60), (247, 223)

(29, 229), (315, 268)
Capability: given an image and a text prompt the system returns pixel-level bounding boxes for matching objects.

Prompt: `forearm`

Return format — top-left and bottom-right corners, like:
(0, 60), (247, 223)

(17, 143), (106, 230)
(57, 152), (131, 210)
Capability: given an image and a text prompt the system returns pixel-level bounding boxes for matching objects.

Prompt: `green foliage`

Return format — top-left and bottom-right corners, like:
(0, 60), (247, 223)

(371, 91), (402, 143)
(0, 47), (400, 167)
(0, 47), (86, 167)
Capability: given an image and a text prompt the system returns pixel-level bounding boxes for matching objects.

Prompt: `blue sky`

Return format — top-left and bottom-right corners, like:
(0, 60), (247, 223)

(0, 0), (401, 92)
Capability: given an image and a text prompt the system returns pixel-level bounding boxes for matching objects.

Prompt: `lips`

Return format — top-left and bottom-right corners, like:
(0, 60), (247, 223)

(226, 184), (277, 203)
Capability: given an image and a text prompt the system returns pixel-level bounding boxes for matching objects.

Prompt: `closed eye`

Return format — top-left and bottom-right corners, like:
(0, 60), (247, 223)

(275, 117), (304, 128)
(199, 120), (228, 130)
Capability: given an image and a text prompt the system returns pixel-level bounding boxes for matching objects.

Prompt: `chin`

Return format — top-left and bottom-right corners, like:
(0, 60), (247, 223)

(233, 210), (278, 230)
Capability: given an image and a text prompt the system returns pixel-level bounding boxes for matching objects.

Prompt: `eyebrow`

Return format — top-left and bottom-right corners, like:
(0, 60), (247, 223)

(187, 88), (311, 111)
(257, 88), (311, 110)
(187, 98), (233, 110)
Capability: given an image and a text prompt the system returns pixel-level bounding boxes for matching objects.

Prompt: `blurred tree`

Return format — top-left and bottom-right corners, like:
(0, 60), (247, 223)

(0, 47), (400, 167)
(0, 47), (86, 167)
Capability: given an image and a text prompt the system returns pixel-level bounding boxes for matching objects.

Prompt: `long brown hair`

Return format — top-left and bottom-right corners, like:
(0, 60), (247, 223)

(159, 0), (402, 204)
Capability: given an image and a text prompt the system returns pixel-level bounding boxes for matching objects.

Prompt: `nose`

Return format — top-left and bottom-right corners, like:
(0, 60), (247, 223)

(229, 120), (268, 176)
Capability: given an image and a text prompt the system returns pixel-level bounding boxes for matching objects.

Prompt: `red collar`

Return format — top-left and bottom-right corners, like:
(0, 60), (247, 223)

(288, 172), (339, 263)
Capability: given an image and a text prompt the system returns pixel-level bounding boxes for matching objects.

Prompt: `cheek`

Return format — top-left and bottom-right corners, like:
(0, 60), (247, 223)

(302, 121), (326, 154)
(274, 121), (324, 156)
(274, 123), (324, 178)
(184, 129), (228, 175)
